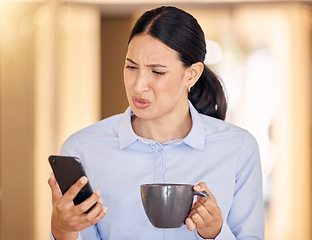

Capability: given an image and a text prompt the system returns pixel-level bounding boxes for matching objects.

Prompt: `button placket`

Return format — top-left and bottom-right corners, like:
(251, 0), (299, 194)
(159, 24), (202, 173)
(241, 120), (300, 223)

(151, 143), (166, 181)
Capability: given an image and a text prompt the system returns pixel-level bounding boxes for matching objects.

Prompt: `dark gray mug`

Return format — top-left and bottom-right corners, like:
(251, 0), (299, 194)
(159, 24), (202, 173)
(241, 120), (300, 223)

(140, 183), (210, 228)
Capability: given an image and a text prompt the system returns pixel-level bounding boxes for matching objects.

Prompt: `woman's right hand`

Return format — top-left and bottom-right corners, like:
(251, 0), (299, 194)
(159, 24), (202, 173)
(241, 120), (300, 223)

(48, 173), (107, 240)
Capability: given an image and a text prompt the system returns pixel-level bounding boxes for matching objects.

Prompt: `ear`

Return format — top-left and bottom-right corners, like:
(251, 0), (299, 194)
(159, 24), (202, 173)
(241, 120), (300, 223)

(186, 62), (204, 90)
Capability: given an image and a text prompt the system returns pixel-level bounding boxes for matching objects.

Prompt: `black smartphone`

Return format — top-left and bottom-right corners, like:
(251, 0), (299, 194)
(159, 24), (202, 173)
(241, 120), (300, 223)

(48, 155), (94, 212)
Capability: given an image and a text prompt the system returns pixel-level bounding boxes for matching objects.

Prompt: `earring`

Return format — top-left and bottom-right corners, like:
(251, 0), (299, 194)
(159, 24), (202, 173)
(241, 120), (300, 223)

(187, 87), (191, 93)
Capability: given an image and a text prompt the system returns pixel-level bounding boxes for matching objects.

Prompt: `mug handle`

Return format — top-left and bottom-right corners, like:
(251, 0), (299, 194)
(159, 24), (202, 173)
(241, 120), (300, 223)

(193, 190), (210, 199)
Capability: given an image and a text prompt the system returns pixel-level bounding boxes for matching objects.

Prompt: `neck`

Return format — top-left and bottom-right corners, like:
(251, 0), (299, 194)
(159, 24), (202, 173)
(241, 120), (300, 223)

(131, 108), (192, 144)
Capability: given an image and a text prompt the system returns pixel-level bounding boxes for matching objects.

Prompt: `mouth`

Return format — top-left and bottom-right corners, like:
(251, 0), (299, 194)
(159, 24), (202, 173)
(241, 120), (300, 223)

(132, 97), (151, 109)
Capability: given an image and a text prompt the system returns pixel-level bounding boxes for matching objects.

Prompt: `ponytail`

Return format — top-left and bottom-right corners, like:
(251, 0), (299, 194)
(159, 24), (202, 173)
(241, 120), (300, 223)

(188, 65), (227, 120)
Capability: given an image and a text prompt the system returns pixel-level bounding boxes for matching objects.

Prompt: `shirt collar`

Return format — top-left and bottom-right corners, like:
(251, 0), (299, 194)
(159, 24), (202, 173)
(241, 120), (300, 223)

(117, 107), (138, 150)
(117, 101), (206, 151)
(182, 101), (206, 151)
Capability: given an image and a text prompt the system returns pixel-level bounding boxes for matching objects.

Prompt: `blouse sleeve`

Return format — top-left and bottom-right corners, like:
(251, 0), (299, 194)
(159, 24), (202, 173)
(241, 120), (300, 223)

(59, 134), (84, 163)
(224, 131), (264, 239)
(197, 131), (264, 240)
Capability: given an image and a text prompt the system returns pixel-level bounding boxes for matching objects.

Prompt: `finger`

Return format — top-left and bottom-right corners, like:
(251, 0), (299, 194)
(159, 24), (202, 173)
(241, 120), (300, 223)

(63, 176), (88, 202)
(192, 201), (213, 224)
(74, 200), (107, 231)
(196, 198), (221, 216)
(190, 211), (205, 228)
(185, 216), (196, 231)
(193, 182), (206, 191)
(89, 205), (108, 226)
(75, 190), (101, 214)
(48, 172), (63, 200)
(194, 182), (217, 203)
(83, 198), (107, 224)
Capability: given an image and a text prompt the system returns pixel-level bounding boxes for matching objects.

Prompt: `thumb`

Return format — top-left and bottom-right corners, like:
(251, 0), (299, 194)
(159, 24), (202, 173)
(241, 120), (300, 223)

(194, 182), (217, 203)
(48, 172), (63, 201)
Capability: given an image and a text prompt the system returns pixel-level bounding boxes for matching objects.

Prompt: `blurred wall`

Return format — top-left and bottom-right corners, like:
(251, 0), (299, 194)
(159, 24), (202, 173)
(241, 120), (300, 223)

(101, 17), (131, 118)
(0, 2), (101, 239)
(0, 3), (38, 239)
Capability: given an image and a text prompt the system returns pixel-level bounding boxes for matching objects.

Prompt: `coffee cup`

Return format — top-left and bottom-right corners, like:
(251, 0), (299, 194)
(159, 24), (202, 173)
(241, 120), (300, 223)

(140, 183), (210, 228)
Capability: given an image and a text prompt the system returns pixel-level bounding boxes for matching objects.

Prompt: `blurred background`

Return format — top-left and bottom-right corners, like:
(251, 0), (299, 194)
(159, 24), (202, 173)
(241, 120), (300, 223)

(0, 0), (311, 239)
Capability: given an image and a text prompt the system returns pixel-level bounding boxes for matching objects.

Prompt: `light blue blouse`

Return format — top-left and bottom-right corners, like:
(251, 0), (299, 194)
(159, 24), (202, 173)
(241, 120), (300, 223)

(55, 102), (264, 240)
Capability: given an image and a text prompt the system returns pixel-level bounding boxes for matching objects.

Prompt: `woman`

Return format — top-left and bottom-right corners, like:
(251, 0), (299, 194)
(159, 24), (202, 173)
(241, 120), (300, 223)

(49, 6), (264, 240)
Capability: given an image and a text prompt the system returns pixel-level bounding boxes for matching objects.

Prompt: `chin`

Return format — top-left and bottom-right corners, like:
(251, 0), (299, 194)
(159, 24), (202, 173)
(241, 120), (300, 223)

(131, 108), (156, 121)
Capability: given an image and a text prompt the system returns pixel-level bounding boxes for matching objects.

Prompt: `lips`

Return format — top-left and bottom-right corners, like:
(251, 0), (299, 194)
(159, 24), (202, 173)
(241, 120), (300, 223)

(132, 97), (151, 109)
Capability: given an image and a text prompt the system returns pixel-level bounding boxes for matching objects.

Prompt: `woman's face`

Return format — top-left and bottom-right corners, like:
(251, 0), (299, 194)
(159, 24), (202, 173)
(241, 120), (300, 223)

(123, 34), (191, 122)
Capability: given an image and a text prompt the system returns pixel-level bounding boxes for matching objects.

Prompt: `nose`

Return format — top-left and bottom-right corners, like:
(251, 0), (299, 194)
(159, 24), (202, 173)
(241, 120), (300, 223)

(134, 70), (149, 93)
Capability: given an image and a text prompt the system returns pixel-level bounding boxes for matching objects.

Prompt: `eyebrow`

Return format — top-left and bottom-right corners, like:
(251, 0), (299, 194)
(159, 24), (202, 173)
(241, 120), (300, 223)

(126, 58), (167, 68)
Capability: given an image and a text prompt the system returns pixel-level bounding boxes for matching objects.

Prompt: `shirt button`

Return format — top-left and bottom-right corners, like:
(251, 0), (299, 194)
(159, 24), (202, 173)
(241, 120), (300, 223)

(153, 143), (163, 152)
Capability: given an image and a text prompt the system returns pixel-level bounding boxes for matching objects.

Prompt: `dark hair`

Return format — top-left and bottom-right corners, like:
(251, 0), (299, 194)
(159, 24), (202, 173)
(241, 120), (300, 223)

(129, 6), (227, 120)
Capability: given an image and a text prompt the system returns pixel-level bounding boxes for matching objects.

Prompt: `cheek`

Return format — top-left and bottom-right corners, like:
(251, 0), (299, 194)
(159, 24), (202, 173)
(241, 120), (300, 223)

(123, 71), (133, 91)
(158, 74), (185, 93)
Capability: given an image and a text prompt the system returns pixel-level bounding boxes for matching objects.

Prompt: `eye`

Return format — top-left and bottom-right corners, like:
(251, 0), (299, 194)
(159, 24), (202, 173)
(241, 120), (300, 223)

(125, 65), (138, 70)
(152, 70), (166, 75)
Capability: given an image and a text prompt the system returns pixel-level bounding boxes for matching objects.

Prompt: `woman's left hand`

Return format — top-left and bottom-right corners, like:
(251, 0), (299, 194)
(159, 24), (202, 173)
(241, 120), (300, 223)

(185, 182), (223, 239)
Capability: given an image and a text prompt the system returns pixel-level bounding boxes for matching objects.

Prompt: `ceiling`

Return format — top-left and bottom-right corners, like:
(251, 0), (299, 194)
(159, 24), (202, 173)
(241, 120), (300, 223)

(61, 0), (312, 17)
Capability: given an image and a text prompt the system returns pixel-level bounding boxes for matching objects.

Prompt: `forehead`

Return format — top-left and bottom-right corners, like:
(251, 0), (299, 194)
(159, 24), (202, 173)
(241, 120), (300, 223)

(126, 34), (180, 64)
